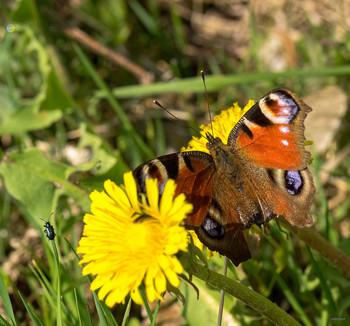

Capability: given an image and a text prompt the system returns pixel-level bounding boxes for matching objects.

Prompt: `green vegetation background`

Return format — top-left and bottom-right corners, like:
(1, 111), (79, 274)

(1, 0), (350, 325)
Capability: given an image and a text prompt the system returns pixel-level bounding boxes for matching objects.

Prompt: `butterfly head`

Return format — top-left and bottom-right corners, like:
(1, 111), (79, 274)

(205, 132), (224, 148)
(205, 132), (233, 166)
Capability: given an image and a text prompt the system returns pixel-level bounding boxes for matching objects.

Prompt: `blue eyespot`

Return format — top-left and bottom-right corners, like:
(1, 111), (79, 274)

(201, 216), (225, 239)
(285, 170), (303, 195)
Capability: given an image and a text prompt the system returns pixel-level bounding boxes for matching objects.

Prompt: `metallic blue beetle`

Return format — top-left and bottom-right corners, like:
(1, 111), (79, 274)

(38, 213), (56, 240)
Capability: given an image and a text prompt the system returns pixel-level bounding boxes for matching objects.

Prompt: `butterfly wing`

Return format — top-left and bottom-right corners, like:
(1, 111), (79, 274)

(229, 88), (311, 170)
(133, 151), (215, 224)
(133, 151), (251, 266)
(227, 88), (315, 227)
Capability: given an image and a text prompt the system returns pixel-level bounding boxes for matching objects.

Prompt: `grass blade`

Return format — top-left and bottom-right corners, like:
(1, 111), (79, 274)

(306, 246), (336, 312)
(107, 65), (350, 99)
(270, 267), (313, 326)
(0, 273), (16, 326)
(121, 298), (132, 326)
(73, 288), (83, 326)
(18, 291), (42, 326)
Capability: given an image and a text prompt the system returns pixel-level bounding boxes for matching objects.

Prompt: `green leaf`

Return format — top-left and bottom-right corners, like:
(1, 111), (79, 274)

(274, 245), (288, 273)
(0, 105), (62, 135)
(0, 23), (74, 135)
(0, 148), (90, 219)
(39, 68), (75, 113)
(0, 84), (19, 119)
(10, 0), (40, 24)
(77, 126), (117, 175)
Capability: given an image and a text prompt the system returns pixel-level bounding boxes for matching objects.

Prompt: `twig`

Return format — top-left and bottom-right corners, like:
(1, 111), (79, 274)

(64, 27), (154, 84)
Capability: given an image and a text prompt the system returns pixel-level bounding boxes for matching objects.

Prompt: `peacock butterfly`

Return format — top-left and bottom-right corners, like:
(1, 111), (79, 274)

(133, 88), (315, 266)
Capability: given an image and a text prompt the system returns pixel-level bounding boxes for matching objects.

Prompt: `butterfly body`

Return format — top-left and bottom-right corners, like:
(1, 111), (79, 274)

(134, 88), (315, 266)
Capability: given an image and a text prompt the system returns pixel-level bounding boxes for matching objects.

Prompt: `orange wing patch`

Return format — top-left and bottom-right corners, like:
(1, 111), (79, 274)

(237, 124), (309, 170)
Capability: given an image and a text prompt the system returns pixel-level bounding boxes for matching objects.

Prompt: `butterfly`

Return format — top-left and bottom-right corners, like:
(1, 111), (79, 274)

(133, 88), (315, 266)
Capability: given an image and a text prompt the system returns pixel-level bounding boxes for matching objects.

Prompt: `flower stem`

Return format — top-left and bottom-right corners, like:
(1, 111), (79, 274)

(151, 300), (161, 326)
(217, 257), (228, 326)
(139, 286), (153, 323)
(185, 262), (302, 326)
(280, 219), (350, 279)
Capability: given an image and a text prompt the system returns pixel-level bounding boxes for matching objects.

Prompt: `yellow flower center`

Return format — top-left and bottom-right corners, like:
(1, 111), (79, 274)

(125, 219), (165, 258)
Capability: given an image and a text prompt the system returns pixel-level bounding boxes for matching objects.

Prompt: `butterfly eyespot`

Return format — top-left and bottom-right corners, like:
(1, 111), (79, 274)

(285, 170), (303, 195)
(264, 97), (277, 107)
(201, 216), (225, 239)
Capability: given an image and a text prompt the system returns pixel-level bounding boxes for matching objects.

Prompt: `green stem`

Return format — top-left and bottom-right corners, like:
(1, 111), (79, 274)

(52, 241), (62, 326)
(139, 286), (153, 323)
(185, 262), (302, 326)
(151, 300), (161, 326)
(282, 220), (350, 279)
(217, 257), (227, 326)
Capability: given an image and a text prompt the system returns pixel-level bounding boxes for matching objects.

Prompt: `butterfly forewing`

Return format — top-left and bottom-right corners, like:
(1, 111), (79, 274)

(229, 89), (311, 170)
(134, 152), (216, 223)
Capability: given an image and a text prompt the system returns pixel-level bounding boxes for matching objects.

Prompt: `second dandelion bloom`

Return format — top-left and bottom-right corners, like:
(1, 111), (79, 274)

(77, 172), (192, 306)
(182, 100), (255, 153)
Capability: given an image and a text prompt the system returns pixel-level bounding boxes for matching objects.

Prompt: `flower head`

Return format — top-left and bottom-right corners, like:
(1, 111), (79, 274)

(77, 172), (192, 306)
(182, 100), (255, 257)
(182, 100), (255, 152)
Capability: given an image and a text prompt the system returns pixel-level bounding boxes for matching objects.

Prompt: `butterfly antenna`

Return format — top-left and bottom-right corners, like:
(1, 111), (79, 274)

(201, 71), (214, 137)
(153, 100), (206, 140)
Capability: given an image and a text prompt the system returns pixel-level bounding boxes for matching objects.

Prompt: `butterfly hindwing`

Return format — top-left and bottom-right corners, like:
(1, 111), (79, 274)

(133, 151), (252, 266)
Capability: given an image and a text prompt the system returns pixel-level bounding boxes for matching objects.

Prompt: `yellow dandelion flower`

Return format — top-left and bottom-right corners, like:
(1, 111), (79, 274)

(77, 172), (192, 306)
(181, 100), (255, 257)
(182, 100), (255, 152)
(188, 230), (216, 259)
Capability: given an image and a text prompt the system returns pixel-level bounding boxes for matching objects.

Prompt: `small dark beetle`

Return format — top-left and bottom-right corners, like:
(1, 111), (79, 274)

(38, 213), (56, 240)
